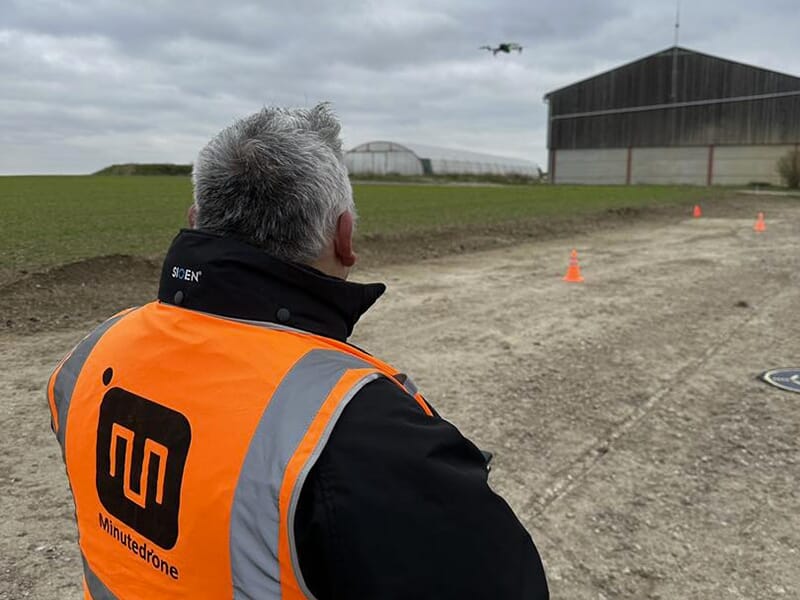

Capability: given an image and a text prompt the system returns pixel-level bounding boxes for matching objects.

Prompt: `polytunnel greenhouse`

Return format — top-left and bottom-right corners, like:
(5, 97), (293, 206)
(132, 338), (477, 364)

(345, 141), (539, 177)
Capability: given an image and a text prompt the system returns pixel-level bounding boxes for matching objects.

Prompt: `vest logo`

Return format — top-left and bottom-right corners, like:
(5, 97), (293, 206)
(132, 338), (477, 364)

(109, 423), (169, 508)
(96, 387), (191, 550)
(171, 266), (202, 282)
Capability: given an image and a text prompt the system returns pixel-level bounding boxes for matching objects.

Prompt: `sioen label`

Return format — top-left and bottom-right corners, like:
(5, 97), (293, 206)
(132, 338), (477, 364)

(171, 266), (202, 283)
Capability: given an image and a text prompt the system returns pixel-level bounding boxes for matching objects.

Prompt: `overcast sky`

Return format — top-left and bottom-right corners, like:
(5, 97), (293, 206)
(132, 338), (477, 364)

(2, 0), (798, 174)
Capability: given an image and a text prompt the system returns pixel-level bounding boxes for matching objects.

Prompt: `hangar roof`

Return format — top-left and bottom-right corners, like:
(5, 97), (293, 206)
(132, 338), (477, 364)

(543, 46), (800, 108)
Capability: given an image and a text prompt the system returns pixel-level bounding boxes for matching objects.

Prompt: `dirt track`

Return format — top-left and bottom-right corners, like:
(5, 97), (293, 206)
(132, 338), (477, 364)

(2, 196), (799, 599)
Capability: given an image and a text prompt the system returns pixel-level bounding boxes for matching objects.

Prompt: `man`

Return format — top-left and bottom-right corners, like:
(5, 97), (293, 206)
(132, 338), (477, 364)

(48, 104), (549, 599)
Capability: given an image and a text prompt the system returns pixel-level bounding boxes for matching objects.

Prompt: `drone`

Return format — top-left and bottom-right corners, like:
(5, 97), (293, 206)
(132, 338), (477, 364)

(480, 43), (523, 56)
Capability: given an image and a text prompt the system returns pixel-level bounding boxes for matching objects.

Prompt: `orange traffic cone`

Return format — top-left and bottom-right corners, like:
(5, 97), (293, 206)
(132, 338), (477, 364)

(563, 249), (584, 283)
(754, 212), (766, 233)
(693, 205), (702, 218)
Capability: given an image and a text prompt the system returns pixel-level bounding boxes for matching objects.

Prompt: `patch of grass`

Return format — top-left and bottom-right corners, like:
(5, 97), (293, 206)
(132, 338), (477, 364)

(0, 176), (720, 275)
(1, 176), (191, 276)
(352, 183), (716, 236)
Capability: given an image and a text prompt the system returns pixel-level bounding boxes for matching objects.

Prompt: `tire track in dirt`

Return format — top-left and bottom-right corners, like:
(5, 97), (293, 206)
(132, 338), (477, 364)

(535, 267), (800, 599)
(525, 281), (789, 520)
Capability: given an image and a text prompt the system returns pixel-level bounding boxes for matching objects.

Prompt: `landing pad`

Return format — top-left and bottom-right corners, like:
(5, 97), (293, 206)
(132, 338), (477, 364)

(759, 368), (800, 393)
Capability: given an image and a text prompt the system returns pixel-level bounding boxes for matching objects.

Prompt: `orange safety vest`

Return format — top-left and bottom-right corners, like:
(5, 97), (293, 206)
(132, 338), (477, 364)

(48, 301), (432, 599)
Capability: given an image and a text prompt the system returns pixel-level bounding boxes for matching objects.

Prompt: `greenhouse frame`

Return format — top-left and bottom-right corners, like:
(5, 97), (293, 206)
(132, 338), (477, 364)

(345, 141), (539, 177)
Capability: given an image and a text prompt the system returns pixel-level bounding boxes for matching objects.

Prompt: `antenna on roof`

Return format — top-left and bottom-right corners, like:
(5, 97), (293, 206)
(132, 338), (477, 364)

(671, 0), (681, 101)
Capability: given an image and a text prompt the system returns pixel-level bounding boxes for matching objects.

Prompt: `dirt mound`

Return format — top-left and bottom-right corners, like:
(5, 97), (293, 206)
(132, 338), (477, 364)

(0, 255), (161, 335)
(0, 199), (744, 336)
(357, 204), (663, 265)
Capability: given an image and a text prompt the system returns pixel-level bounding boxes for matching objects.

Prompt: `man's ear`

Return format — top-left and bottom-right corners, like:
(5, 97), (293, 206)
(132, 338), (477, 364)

(188, 203), (197, 228)
(334, 211), (357, 267)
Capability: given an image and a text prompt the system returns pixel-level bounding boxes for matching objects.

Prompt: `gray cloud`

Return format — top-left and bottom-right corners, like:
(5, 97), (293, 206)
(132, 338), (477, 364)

(1, 0), (799, 174)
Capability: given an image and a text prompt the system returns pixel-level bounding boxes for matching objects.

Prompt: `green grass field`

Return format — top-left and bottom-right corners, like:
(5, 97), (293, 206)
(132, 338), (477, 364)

(0, 175), (719, 275)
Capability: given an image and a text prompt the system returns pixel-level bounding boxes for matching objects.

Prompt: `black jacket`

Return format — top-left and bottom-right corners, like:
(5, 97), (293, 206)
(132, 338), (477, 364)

(159, 230), (549, 599)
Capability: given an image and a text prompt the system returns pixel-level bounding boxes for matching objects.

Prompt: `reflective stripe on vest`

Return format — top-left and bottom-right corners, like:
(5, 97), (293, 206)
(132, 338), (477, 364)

(82, 552), (118, 600)
(47, 309), (138, 451)
(217, 311), (433, 417)
(49, 302), (431, 599)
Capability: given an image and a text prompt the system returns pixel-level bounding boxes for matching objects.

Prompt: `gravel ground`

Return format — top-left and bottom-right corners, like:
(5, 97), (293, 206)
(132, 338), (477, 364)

(2, 196), (798, 599)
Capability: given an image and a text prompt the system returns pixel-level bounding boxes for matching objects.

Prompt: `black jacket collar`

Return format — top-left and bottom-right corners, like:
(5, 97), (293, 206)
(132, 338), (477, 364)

(157, 229), (385, 341)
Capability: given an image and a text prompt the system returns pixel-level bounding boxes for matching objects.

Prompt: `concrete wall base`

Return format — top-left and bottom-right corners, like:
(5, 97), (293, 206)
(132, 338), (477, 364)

(552, 145), (798, 185)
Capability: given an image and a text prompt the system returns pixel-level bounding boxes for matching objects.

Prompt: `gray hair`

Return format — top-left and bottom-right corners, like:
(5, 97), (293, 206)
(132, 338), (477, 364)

(191, 103), (354, 264)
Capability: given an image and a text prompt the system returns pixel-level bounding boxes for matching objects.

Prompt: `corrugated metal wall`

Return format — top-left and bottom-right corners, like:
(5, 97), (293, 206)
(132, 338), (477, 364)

(549, 48), (800, 115)
(545, 47), (800, 184)
(550, 96), (800, 149)
(547, 48), (800, 149)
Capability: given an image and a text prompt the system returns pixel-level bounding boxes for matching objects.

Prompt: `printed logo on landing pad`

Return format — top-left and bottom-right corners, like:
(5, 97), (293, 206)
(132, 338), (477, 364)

(759, 368), (800, 394)
(96, 383), (191, 549)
